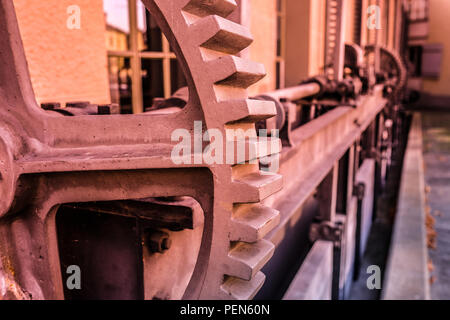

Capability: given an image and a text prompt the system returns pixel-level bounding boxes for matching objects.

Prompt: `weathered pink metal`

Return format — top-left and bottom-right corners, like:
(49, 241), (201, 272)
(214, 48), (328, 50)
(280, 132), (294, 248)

(0, 0), (282, 300)
(0, 0), (410, 301)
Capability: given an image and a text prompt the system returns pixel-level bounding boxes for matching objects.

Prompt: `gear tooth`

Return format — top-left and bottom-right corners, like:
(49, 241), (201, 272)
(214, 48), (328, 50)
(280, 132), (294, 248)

(231, 204), (280, 242)
(142, 0), (281, 301)
(191, 15), (253, 54)
(232, 171), (283, 203)
(220, 272), (266, 300)
(227, 137), (281, 165)
(209, 56), (266, 88)
(216, 99), (277, 124)
(183, 0), (237, 18)
(241, 99), (277, 121)
(226, 240), (274, 280)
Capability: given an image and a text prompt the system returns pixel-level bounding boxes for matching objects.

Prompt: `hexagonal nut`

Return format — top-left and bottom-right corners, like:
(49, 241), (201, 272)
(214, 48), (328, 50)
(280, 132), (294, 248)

(146, 230), (171, 254)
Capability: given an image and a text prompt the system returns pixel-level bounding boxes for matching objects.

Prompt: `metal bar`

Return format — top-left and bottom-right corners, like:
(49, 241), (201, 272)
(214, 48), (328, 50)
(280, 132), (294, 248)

(129, 0), (144, 114)
(394, 0), (404, 51)
(354, 0), (363, 45)
(317, 164), (339, 222)
(277, 0), (286, 89)
(107, 50), (134, 57)
(352, 182), (366, 280)
(108, 51), (176, 59)
(374, 0), (381, 73)
(265, 82), (321, 101)
(361, 0), (369, 46)
(162, 35), (172, 98)
(331, 230), (343, 300)
(140, 51), (176, 59)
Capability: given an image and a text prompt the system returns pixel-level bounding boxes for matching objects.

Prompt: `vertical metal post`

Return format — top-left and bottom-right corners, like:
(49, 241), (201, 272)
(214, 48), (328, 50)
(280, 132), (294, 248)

(347, 144), (356, 206)
(162, 35), (172, 98)
(354, 0), (363, 45)
(353, 182), (366, 280)
(374, 0), (381, 73)
(361, 0), (369, 46)
(331, 224), (343, 300)
(376, 113), (385, 188)
(325, 0), (347, 81)
(317, 163), (339, 222)
(129, 0), (144, 114)
(394, 0), (407, 53)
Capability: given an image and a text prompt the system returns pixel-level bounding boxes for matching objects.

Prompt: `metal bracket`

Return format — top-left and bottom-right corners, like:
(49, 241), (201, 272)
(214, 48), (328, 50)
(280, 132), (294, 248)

(309, 221), (343, 244)
(353, 182), (366, 201)
(298, 99), (357, 109)
(309, 220), (344, 300)
(362, 148), (381, 162)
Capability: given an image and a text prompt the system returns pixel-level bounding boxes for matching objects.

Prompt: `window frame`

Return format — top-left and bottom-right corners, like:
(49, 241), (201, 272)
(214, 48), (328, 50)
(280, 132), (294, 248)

(106, 0), (177, 114)
(276, 0), (286, 89)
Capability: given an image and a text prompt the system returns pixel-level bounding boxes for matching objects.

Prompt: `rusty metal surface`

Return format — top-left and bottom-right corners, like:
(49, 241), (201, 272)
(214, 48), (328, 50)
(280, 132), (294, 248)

(0, 0), (411, 301)
(0, 0), (282, 300)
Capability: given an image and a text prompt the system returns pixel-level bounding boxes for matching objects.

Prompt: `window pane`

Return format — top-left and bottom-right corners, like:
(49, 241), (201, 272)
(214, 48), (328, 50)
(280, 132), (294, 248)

(139, 2), (163, 52)
(108, 56), (133, 114)
(104, 0), (130, 51)
(141, 59), (164, 109)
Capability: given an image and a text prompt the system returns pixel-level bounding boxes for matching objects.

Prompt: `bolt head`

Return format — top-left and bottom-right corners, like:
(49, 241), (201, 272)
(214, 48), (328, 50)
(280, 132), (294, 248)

(162, 238), (172, 250)
(147, 230), (171, 254)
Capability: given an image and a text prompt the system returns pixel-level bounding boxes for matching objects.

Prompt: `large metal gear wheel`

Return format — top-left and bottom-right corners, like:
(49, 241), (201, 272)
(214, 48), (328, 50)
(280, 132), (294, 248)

(364, 45), (408, 92)
(0, 0), (282, 300)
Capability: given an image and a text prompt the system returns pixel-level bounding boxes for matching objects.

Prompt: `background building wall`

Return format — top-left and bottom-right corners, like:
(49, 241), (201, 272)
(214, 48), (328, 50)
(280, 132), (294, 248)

(247, 0), (278, 95)
(285, 0), (310, 87)
(13, 0), (435, 106)
(14, 0), (111, 106)
(422, 0), (450, 96)
(284, 0), (326, 87)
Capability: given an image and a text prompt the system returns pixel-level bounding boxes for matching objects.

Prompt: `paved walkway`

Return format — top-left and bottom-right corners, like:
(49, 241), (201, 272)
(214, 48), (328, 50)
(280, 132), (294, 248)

(422, 112), (450, 300)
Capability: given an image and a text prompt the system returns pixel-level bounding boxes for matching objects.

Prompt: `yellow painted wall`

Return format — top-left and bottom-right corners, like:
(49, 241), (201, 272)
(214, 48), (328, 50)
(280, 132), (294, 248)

(422, 0), (450, 96)
(106, 28), (129, 52)
(14, 0), (111, 106)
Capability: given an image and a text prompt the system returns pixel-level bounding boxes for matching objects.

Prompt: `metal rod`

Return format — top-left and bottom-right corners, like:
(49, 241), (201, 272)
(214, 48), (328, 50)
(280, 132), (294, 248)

(265, 82), (321, 101)
(353, 182), (366, 281)
(332, 224), (343, 300)
(129, 0), (144, 114)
